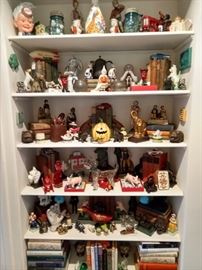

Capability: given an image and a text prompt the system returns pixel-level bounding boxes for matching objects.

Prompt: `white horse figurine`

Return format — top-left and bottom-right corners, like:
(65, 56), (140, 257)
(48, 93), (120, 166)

(168, 64), (181, 90)
(24, 69), (34, 91)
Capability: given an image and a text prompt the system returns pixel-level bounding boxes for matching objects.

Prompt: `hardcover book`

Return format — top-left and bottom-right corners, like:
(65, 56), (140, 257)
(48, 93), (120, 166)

(138, 261), (178, 270)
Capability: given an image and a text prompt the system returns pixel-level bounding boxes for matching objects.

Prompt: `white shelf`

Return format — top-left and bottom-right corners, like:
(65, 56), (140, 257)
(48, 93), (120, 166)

(9, 31), (194, 52)
(17, 140), (187, 149)
(24, 222), (181, 242)
(21, 182), (183, 197)
(12, 90), (191, 98)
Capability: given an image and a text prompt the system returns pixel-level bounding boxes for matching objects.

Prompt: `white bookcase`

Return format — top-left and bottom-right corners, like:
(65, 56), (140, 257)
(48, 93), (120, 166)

(0, 1), (201, 270)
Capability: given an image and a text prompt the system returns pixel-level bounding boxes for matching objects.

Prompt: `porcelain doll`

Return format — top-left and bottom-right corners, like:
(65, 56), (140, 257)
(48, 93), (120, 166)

(85, 0), (106, 33)
(13, 2), (34, 35)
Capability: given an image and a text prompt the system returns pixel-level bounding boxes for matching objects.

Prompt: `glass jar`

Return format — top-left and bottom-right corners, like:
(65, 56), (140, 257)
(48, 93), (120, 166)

(49, 11), (64, 35)
(124, 8), (142, 32)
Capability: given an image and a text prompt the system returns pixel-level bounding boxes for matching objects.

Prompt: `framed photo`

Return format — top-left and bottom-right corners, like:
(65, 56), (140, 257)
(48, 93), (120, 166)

(158, 170), (170, 190)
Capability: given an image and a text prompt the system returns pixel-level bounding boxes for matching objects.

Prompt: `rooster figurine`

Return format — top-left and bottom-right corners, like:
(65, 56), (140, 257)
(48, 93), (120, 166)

(78, 205), (113, 223)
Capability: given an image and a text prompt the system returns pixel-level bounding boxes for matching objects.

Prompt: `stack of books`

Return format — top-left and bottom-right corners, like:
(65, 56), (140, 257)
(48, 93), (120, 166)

(137, 242), (179, 270)
(26, 239), (70, 270)
(86, 241), (118, 270)
(86, 79), (98, 91)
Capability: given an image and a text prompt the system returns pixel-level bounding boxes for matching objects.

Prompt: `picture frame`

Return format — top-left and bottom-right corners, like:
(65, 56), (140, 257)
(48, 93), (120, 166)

(158, 170), (170, 190)
(179, 47), (192, 71)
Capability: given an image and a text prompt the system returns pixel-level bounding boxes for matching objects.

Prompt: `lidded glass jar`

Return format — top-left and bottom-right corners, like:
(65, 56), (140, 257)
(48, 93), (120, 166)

(124, 8), (142, 32)
(49, 11), (64, 35)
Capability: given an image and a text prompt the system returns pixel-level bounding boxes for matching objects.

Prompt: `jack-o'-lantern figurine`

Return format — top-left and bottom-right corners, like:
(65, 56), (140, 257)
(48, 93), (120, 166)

(92, 119), (111, 143)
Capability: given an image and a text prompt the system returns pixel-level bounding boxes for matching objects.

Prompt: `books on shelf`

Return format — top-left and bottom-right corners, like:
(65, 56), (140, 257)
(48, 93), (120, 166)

(138, 262), (178, 270)
(86, 241), (118, 270)
(27, 239), (64, 250)
(137, 242), (179, 270)
(26, 240), (70, 270)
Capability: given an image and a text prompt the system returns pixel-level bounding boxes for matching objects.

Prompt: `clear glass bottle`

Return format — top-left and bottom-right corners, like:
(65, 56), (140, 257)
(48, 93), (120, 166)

(49, 11), (64, 35)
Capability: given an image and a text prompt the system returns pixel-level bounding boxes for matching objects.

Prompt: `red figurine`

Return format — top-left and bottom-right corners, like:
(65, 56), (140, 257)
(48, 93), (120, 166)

(53, 160), (63, 188)
(79, 205), (113, 223)
(42, 175), (54, 193)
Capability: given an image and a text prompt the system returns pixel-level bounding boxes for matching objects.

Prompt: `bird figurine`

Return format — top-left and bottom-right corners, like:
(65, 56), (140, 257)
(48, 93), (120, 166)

(78, 205), (113, 223)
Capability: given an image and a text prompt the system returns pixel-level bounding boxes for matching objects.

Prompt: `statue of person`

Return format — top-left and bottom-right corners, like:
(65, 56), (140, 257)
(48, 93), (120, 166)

(110, 0), (125, 32)
(71, 0), (83, 34)
(13, 2), (35, 35)
(72, 0), (82, 20)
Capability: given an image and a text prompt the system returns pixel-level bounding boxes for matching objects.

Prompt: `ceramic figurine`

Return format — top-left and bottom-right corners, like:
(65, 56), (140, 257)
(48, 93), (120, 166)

(66, 175), (82, 189)
(71, 0), (83, 34)
(85, 0), (106, 34)
(13, 2), (34, 35)
(110, 0), (125, 32)
(66, 107), (77, 129)
(108, 65), (117, 82)
(46, 203), (66, 231)
(84, 62), (94, 79)
(138, 68), (150, 86)
(28, 166), (41, 188)
(35, 23), (48, 35)
(151, 129), (163, 142)
(167, 213), (178, 234)
(169, 16), (192, 32)
(91, 66), (110, 91)
(71, 19), (83, 34)
(29, 212), (39, 231)
(42, 175), (54, 194)
(110, 18), (120, 33)
(167, 64), (181, 90)
(78, 205), (113, 223)
(158, 11), (172, 31)
(120, 64), (138, 90)
(123, 173), (143, 188)
(129, 109), (148, 143)
(75, 220), (85, 233)
(92, 119), (111, 142)
(53, 160), (63, 188)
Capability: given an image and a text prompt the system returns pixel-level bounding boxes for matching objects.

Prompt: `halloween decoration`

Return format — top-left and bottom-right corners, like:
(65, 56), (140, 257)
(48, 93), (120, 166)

(92, 119), (111, 143)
